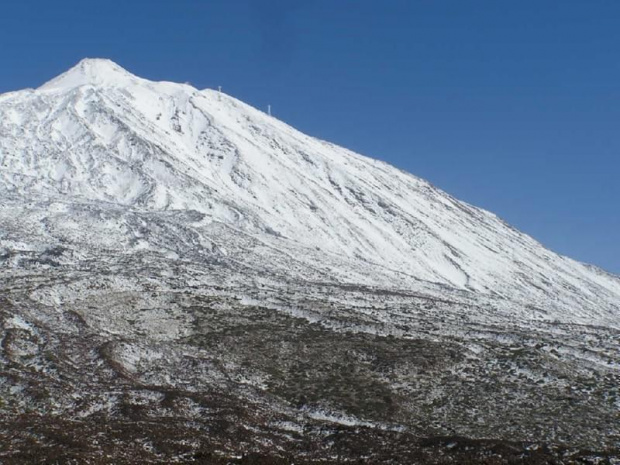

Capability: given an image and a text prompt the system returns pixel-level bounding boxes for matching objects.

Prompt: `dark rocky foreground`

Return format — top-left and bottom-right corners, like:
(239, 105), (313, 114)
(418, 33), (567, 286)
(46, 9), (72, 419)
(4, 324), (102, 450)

(2, 415), (618, 464)
(0, 257), (619, 464)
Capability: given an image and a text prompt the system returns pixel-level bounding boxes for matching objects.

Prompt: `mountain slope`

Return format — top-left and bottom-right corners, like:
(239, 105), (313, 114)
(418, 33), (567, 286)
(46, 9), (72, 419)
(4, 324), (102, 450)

(1, 59), (620, 463)
(1, 58), (618, 327)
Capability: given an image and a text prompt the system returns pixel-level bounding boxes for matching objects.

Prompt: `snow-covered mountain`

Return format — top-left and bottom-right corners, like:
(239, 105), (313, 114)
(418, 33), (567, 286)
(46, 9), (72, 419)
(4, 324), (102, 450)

(1, 58), (618, 326)
(2, 59), (620, 463)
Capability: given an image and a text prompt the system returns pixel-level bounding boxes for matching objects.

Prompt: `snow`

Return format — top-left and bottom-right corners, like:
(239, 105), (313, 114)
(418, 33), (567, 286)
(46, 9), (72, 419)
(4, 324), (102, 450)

(0, 58), (619, 328)
(38, 58), (143, 92)
(6, 315), (35, 333)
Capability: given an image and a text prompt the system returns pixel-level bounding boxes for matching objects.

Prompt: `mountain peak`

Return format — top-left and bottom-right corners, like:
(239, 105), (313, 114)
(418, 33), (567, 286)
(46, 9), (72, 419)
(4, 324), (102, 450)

(39, 58), (138, 91)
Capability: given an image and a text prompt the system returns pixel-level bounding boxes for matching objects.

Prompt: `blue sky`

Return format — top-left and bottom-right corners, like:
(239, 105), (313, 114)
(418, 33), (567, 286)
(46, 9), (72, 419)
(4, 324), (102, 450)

(1, 0), (619, 273)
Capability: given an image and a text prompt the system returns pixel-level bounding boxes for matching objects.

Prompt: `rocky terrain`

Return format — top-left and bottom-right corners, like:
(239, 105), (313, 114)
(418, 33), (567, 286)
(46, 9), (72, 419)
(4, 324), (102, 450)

(0, 59), (618, 463)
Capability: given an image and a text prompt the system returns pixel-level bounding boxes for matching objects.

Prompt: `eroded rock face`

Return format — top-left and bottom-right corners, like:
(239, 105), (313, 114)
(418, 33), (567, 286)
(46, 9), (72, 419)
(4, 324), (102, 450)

(0, 60), (619, 463)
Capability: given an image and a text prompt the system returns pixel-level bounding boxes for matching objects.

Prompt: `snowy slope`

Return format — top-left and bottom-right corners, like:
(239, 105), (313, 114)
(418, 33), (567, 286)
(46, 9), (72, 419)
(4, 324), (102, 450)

(0, 58), (619, 326)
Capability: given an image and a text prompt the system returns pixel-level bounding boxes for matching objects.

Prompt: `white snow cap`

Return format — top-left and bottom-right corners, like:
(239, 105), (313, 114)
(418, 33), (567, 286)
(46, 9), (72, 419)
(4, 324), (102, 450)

(39, 58), (138, 91)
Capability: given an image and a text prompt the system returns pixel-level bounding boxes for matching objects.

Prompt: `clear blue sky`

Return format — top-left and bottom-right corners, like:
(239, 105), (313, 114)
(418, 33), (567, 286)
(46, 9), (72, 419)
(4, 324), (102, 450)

(2, 0), (619, 274)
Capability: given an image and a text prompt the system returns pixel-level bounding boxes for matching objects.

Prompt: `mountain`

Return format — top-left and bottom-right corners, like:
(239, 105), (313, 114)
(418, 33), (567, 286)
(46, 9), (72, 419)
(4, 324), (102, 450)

(0, 59), (619, 464)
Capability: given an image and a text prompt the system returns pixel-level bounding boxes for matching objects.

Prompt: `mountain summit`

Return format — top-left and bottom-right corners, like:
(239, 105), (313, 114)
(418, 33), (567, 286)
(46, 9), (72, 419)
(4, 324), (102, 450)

(38, 58), (141, 91)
